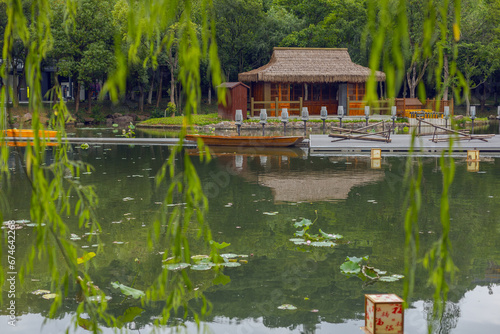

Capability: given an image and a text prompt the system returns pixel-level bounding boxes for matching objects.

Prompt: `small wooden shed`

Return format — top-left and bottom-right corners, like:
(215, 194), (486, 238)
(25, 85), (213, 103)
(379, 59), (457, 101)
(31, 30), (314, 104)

(218, 82), (249, 121)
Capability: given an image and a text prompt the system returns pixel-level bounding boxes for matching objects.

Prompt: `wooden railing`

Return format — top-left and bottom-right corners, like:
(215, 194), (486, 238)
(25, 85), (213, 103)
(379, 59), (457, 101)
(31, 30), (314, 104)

(348, 98), (454, 116)
(250, 97), (303, 117)
(347, 98), (392, 115)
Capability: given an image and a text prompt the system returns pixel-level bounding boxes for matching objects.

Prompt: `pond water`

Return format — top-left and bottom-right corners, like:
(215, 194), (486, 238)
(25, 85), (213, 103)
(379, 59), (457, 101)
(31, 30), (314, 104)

(1, 138), (500, 334)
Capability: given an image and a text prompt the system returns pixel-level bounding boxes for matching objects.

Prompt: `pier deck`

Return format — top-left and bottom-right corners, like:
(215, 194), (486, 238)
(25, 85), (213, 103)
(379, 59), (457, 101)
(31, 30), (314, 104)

(309, 134), (500, 156)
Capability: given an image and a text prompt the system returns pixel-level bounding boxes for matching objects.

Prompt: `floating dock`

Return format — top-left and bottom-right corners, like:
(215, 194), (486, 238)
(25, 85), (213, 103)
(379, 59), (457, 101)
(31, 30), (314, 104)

(309, 134), (500, 156)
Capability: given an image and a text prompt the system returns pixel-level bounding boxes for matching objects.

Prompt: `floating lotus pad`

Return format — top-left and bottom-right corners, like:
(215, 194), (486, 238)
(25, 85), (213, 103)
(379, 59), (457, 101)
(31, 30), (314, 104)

(277, 304), (297, 310)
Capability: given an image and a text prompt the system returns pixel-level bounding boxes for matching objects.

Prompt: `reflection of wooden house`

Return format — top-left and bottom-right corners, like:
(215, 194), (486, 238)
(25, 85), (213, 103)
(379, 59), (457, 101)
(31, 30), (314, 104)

(258, 170), (384, 203)
(238, 48), (385, 117)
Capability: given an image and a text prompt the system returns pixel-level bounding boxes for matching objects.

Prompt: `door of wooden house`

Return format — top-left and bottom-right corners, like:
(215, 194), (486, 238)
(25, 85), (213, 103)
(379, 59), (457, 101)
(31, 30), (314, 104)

(270, 83), (290, 116)
(347, 83), (366, 115)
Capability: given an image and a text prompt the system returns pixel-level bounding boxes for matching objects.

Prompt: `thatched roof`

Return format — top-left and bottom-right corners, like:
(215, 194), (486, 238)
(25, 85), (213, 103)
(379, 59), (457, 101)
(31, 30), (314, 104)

(238, 47), (385, 83)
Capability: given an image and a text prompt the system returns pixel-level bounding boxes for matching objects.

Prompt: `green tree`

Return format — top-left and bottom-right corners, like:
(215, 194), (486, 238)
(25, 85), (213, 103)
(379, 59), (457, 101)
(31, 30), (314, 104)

(0, 0), (31, 107)
(457, 0), (500, 113)
(51, 0), (115, 113)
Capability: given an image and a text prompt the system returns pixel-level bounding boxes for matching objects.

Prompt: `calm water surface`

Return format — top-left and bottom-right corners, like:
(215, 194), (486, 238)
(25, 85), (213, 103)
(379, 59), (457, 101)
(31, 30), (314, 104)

(1, 139), (500, 334)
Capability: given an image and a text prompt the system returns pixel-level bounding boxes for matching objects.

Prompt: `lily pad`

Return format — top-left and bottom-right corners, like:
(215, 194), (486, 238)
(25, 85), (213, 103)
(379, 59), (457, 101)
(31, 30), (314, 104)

(289, 238), (307, 245)
(87, 295), (112, 303)
(191, 264), (213, 271)
(277, 304), (297, 310)
(310, 241), (336, 247)
(221, 253), (238, 259)
(263, 211), (279, 215)
(319, 229), (343, 240)
(163, 263), (190, 270)
(340, 261), (361, 274)
(220, 262), (241, 267)
(111, 281), (145, 299)
(191, 255), (210, 262)
(379, 276), (400, 282)
(32, 289), (51, 295)
(42, 293), (58, 300)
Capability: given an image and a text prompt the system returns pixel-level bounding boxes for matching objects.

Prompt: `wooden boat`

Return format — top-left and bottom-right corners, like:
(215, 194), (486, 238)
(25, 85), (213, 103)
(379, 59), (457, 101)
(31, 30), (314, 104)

(185, 134), (304, 147)
(186, 146), (306, 158)
(4, 129), (58, 138)
(4, 141), (59, 147)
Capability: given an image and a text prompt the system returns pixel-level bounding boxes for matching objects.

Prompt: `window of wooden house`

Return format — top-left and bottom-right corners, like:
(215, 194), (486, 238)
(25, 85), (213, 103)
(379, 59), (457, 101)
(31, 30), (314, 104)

(347, 83), (365, 101)
(271, 83), (279, 100)
(321, 84), (330, 100)
(312, 84), (321, 101)
(291, 84), (302, 101)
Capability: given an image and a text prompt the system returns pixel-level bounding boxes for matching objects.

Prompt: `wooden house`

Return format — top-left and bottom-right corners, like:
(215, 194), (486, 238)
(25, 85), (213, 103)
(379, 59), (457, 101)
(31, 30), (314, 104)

(238, 47), (385, 116)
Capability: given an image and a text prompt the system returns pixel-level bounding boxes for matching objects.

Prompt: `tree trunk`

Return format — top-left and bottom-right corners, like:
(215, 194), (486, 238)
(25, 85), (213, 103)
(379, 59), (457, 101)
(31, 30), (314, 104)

(12, 72), (19, 108)
(208, 86), (211, 105)
(443, 53), (449, 100)
(156, 68), (163, 108)
(87, 85), (92, 112)
(138, 84), (144, 113)
(406, 59), (429, 99)
(170, 68), (176, 106)
(16, 73), (24, 105)
(75, 81), (81, 114)
(147, 70), (155, 105)
(481, 83), (487, 112)
(465, 92), (470, 117)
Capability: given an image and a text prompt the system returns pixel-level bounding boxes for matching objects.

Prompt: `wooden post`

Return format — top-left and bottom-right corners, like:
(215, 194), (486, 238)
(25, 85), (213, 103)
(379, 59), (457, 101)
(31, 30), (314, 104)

(275, 97), (279, 117)
(299, 97), (303, 116)
(451, 98), (454, 115)
(346, 97), (350, 116)
(251, 97), (254, 117)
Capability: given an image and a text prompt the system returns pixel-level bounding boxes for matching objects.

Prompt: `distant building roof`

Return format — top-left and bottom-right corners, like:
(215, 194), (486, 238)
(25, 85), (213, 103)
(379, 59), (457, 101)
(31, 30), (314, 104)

(238, 47), (385, 83)
(217, 82), (250, 89)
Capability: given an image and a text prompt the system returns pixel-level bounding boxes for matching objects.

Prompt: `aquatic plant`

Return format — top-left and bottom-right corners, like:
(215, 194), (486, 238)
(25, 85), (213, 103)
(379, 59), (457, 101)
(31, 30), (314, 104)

(340, 256), (404, 283)
(289, 214), (343, 248)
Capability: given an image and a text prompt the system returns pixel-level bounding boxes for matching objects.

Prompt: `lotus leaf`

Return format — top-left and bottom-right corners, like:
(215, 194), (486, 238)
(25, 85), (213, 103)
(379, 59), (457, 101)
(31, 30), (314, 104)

(277, 304), (297, 310)
(163, 263), (190, 271)
(42, 293), (57, 299)
(310, 241), (336, 247)
(220, 262), (241, 267)
(294, 218), (313, 228)
(340, 261), (361, 274)
(191, 264), (212, 271)
(32, 289), (51, 295)
(111, 281), (145, 299)
(379, 276), (400, 282)
(221, 253), (238, 259)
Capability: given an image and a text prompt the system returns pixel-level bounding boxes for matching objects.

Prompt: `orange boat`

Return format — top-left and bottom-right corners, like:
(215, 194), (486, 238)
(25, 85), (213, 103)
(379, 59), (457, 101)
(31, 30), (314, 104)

(4, 141), (59, 147)
(4, 129), (58, 138)
(185, 134), (304, 147)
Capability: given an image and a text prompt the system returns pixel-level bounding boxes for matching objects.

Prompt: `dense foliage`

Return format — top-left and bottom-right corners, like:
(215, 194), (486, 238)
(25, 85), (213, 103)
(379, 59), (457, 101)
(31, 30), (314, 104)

(2, 0), (500, 115)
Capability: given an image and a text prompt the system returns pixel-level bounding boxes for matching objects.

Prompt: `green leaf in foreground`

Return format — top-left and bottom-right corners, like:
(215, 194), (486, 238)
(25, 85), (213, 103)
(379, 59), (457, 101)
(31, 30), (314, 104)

(213, 273), (231, 286)
(210, 240), (231, 249)
(111, 281), (145, 299)
(116, 307), (144, 326)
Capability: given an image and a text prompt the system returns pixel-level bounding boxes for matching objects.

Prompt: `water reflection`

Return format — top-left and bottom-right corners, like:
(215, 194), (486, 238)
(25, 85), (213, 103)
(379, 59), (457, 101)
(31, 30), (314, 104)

(1, 144), (500, 334)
